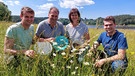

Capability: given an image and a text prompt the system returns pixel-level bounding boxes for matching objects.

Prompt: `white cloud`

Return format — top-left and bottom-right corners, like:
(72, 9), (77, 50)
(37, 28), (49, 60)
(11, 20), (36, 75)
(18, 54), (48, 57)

(59, 0), (95, 8)
(5, 0), (20, 6)
(38, 3), (54, 10)
(6, 1), (14, 6)
(36, 3), (54, 17)
(47, 0), (56, 1)
(0, 0), (4, 2)
(35, 11), (47, 16)
(14, 1), (20, 5)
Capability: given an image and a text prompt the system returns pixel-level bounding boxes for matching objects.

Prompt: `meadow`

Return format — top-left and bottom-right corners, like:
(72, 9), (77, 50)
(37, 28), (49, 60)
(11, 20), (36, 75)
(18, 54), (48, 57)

(0, 21), (135, 76)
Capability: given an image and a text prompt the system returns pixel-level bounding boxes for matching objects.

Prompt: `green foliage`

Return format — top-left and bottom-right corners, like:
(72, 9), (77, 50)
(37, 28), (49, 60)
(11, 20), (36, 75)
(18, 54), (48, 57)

(58, 18), (70, 25)
(11, 14), (135, 26)
(114, 15), (135, 25)
(0, 2), (11, 21)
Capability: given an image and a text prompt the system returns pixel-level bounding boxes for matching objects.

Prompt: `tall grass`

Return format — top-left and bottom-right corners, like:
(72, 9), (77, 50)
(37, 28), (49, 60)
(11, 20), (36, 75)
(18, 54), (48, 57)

(0, 21), (135, 76)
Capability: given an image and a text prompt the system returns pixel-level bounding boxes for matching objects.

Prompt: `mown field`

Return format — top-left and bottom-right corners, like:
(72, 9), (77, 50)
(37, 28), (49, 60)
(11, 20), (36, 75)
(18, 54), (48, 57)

(0, 21), (135, 76)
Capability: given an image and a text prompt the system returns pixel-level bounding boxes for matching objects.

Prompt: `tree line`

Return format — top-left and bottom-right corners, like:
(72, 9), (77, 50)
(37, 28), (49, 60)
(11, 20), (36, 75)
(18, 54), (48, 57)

(0, 2), (135, 26)
(0, 2), (11, 21)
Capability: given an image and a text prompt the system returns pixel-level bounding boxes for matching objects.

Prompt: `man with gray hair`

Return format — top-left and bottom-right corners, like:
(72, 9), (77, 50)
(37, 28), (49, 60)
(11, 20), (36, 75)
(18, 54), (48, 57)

(35, 7), (65, 42)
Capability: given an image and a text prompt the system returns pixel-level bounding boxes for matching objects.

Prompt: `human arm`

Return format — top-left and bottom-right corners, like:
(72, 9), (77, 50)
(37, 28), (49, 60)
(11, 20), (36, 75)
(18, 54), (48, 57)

(35, 35), (55, 42)
(84, 32), (90, 40)
(39, 37), (55, 42)
(95, 49), (126, 68)
(4, 37), (35, 58)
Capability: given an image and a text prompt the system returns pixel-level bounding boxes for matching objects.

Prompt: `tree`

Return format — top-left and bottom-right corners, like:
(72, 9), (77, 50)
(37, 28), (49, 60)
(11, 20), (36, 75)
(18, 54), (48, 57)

(0, 2), (11, 21)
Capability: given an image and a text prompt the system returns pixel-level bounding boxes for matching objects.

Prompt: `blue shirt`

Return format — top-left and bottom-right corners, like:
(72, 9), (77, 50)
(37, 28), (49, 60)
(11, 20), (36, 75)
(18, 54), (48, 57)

(5, 22), (34, 50)
(36, 19), (65, 38)
(97, 30), (128, 57)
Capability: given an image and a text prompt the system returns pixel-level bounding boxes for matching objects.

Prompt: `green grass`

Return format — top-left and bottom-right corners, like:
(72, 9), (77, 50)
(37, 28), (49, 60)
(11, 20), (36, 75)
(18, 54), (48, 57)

(0, 21), (135, 76)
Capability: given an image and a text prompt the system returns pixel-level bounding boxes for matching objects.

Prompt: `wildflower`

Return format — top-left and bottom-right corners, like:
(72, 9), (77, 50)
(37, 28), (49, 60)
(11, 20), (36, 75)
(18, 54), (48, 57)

(79, 48), (85, 52)
(69, 54), (74, 57)
(51, 64), (55, 68)
(53, 53), (56, 57)
(57, 46), (61, 49)
(0, 54), (1, 58)
(71, 71), (76, 75)
(66, 65), (71, 69)
(61, 52), (66, 56)
(70, 60), (74, 63)
(67, 45), (70, 48)
(35, 54), (38, 57)
(41, 51), (45, 54)
(86, 52), (92, 56)
(83, 62), (90, 65)
(85, 46), (89, 49)
(53, 42), (57, 45)
(91, 74), (95, 76)
(78, 48), (85, 55)
(93, 41), (98, 48)
(131, 52), (135, 55)
(71, 48), (77, 52)
(75, 66), (78, 70)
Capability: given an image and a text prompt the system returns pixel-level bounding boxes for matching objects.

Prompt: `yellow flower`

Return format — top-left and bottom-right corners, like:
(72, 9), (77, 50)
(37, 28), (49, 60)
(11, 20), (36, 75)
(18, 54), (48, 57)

(91, 74), (95, 76)
(130, 52), (135, 55)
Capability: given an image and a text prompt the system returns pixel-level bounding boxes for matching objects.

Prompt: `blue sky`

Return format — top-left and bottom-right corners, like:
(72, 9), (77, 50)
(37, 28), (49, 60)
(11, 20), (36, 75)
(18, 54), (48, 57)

(0, 0), (135, 19)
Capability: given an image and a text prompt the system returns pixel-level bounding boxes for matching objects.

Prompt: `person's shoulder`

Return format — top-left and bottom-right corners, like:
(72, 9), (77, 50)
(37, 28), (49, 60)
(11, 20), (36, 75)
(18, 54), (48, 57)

(57, 21), (63, 25)
(66, 23), (70, 27)
(38, 19), (48, 26)
(39, 19), (47, 23)
(116, 30), (123, 34)
(116, 30), (125, 37)
(80, 21), (86, 25)
(8, 22), (21, 29)
(80, 21), (87, 27)
(100, 32), (106, 35)
(29, 24), (34, 29)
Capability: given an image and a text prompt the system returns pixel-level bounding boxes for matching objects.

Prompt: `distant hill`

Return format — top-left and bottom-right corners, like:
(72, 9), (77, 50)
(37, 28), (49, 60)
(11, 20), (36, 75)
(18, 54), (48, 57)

(11, 14), (135, 26)
(114, 15), (135, 25)
(11, 15), (48, 24)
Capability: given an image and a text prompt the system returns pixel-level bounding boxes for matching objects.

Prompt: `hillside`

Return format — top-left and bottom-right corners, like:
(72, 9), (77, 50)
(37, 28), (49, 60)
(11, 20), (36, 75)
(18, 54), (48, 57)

(11, 14), (135, 26)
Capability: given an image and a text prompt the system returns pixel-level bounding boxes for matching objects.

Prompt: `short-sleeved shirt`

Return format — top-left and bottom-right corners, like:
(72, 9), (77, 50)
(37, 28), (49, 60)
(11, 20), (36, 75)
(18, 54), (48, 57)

(5, 22), (34, 50)
(66, 21), (89, 43)
(35, 19), (65, 38)
(97, 30), (128, 58)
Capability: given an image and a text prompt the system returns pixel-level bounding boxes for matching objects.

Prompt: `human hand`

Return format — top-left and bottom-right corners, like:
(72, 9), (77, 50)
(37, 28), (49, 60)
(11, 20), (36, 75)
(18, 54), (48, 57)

(39, 38), (45, 42)
(24, 50), (35, 58)
(46, 37), (55, 42)
(94, 59), (106, 68)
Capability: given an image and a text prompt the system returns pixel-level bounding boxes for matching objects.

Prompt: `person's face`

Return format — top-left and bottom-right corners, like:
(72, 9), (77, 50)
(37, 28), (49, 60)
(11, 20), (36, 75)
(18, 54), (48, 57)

(71, 13), (79, 23)
(48, 9), (59, 23)
(103, 20), (116, 35)
(20, 12), (34, 26)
